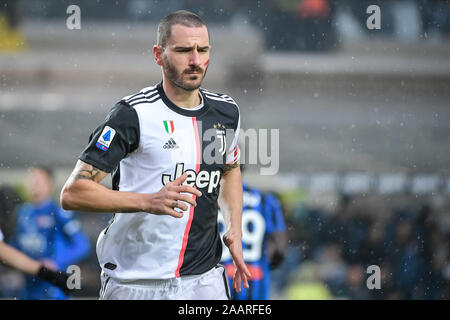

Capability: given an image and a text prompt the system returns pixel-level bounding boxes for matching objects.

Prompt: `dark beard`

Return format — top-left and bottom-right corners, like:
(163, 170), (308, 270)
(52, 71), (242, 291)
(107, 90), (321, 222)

(163, 56), (207, 91)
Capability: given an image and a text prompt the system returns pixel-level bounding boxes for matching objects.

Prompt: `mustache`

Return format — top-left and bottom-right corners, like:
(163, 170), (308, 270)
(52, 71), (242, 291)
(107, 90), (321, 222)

(184, 66), (204, 74)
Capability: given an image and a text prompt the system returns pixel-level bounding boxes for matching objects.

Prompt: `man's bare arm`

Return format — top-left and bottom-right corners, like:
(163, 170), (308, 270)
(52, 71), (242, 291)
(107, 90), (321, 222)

(219, 162), (242, 235)
(60, 160), (201, 216)
(219, 162), (251, 292)
(0, 242), (41, 275)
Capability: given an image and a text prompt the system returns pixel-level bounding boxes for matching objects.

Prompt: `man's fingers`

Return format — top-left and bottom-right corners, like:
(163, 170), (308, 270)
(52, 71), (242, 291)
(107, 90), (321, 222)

(171, 172), (188, 186)
(241, 263), (252, 280)
(167, 191), (197, 208)
(173, 201), (188, 211)
(167, 209), (183, 218)
(175, 194), (197, 207)
(236, 272), (242, 293)
(231, 252), (252, 280)
(232, 266), (237, 289)
(174, 185), (202, 197)
(232, 268), (250, 293)
(241, 269), (250, 289)
(233, 270), (242, 293)
(165, 199), (189, 212)
(229, 249), (248, 274)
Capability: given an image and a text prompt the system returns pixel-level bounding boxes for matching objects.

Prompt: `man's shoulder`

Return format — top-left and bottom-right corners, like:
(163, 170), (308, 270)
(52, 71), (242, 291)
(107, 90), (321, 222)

(200, 88), (238, 107)
(200, 88), (240, 117)
(120, 85), (161, 108)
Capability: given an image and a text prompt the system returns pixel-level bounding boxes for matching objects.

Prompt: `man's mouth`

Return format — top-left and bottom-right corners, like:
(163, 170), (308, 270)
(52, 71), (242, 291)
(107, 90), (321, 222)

(185, 69), (202, 75)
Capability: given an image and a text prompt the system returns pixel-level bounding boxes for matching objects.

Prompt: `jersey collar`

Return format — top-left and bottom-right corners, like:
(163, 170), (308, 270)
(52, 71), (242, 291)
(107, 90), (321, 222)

(157, 81), (210, 117)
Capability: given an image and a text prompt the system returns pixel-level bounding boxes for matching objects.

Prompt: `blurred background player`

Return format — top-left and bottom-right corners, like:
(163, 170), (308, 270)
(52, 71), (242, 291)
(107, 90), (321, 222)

(218, 166), (288, 300)
(11, 165), (90, 300)
(0, 227), (73, 295)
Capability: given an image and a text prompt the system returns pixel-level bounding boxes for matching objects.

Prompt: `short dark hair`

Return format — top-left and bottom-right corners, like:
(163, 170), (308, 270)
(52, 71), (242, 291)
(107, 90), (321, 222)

(157, 10), (208, 48)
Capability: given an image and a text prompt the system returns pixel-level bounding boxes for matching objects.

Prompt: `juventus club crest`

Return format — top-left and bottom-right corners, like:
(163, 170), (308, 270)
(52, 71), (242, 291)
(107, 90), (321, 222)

(214, 122), (227, 156)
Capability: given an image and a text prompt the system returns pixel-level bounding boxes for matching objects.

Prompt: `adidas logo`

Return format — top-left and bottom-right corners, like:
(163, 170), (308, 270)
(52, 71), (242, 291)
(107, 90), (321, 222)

(163, 138), (179, 149)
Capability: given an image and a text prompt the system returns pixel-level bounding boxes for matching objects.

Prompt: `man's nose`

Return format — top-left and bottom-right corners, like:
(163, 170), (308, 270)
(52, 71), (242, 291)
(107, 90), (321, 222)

(189, 50), (200, 66)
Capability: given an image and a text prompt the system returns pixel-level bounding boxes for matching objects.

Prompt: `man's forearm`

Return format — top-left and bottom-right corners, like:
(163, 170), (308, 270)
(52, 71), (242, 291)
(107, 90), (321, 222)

(61, 160), (201, 217)
(219, 164), (243, 236)
(61, 179), (145, 213)
(61, 160), (146, 213)
(219, 164), (252, 290)
(0, 242), (41, 275)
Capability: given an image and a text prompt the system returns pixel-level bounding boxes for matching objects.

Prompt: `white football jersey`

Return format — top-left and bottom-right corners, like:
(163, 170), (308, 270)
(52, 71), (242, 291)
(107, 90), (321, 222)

(80, 82), (240, 281)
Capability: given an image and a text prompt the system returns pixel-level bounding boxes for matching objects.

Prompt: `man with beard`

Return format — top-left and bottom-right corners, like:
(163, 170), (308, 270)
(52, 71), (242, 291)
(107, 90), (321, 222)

(60, 10), (250, 300)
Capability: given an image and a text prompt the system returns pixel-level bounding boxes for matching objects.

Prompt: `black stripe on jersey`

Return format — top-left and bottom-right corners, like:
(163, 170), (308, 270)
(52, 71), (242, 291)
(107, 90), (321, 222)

(179, 195), (222, 276)
(127, 90), (159, 104)
(218, 265), (231, 300)
(103, 214), (115, 235)
(200, 89), (226, 97)
(204, 94), (237, 105)
(100, 276), (109, 299)
(124, 93), (141, 103)
(128, 95), (159, 105)
(112, 163), (121, 191)
(125, 87), (157, 102)
(125, 92), (145, 103)
(142, 87), (158, 95)
(128, 95), (161, 107)
(201, 89), (237, 105)
(179, 112), (237, 276)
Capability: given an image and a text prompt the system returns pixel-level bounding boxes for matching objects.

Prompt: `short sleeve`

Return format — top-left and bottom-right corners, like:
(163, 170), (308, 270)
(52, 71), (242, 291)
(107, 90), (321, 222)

(79, 102), (140, 173)
(0, 228), (3, 242)
(225, 106), (240, 165)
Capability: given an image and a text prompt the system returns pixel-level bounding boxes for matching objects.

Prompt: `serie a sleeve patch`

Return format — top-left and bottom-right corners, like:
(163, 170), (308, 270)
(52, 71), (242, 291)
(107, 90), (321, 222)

(96, 126), (116, 151)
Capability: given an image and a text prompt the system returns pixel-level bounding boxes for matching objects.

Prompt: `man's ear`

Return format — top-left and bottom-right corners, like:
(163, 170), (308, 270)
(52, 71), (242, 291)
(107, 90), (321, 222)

(153, 45), (164, 66)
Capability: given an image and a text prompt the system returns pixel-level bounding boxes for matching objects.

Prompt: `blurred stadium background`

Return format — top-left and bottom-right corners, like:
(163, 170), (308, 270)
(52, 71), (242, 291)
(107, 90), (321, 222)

(1, 0), (449, 299)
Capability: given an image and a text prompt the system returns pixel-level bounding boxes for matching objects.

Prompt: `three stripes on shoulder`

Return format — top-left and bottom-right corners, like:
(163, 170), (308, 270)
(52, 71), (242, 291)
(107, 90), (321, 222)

(123, 85), (160, 107)
(201, 89), (237, 106)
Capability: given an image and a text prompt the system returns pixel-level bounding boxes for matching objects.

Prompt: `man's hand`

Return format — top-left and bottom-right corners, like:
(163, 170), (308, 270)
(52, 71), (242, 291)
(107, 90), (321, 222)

(36, 265), (73, 295)
(142, 173), (202, 218)
(40, 259), (58, 271)
(223, 231), (252, 293)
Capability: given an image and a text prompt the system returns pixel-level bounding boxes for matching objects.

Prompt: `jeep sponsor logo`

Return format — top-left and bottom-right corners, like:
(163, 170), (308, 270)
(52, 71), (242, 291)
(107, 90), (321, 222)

(162, 163), (221, 194)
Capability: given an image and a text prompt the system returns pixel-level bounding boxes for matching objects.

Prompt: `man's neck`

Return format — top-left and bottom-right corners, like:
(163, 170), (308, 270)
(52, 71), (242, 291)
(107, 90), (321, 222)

(162, 78), (201, 109)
